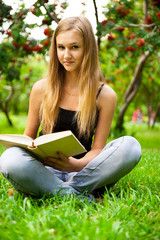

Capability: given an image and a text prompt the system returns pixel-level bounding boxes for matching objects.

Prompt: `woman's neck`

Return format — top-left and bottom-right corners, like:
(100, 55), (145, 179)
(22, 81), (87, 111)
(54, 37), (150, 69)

(64, 71), (79, 88)
(63, 72), (79, 97)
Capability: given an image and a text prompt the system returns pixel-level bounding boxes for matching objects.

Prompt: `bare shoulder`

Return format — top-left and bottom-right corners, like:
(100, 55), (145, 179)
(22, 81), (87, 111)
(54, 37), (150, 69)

(97, 83), (117, 109)
(99, 83), (116, 98)
(30, 79), (47, 105)
(32, 79), (47, 94)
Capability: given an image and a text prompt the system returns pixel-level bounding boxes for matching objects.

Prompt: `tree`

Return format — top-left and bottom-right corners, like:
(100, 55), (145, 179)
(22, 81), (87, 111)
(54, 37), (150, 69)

(99, 0), (160, 131)
(141, 59), (160, 127)
(1, 0), (160, 131)
(0, 0), (68, 125)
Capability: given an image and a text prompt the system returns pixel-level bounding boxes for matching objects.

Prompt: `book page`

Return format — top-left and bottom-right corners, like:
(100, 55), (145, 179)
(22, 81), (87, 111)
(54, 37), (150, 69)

(0, 134), (33, 147)
(34, 130), (72, 146)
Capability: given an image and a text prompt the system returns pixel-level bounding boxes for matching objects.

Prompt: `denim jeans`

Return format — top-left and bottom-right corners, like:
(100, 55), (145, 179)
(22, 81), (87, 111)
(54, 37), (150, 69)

(0, 136), (141, 198)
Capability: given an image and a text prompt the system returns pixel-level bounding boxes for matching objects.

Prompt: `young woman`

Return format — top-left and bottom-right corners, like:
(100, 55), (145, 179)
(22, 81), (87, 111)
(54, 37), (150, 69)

(0, 16), (141, 199)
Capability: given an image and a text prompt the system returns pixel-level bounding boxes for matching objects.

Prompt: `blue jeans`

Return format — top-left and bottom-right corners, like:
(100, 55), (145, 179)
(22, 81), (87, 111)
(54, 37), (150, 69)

(0, 136), (141, 198)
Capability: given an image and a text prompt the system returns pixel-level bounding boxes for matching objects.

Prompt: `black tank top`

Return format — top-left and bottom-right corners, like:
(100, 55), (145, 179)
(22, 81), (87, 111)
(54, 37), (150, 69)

(40, 84), (104, 158)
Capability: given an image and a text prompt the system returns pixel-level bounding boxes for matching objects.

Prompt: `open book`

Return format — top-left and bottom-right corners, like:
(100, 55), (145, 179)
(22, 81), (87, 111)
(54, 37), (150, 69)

(0, 130), (86, 160)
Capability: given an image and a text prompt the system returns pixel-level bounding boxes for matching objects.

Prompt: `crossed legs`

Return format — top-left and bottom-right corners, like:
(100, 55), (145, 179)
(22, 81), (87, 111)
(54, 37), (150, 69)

(0, 136), (141, 198)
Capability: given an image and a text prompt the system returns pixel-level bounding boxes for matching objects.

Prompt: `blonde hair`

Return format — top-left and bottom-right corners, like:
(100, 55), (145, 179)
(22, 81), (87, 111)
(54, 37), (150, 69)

(41, 16), (103, 138)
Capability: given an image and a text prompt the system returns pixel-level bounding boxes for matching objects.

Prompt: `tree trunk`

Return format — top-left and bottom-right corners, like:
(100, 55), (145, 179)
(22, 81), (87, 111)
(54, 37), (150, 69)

(0, 103), (13, 126)
(143, 0), (148, 21)
(3, 109), (13, 126)
(0, 85), (15, 126)
(5, 113), (13, 126)
(92, 0), (101, 50)
(152, 103), (160, 129)
(115, 51), (150, 130)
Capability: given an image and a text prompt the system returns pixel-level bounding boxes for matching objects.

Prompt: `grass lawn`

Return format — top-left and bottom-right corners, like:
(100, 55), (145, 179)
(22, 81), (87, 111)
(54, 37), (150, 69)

(0, 113), (160, 240)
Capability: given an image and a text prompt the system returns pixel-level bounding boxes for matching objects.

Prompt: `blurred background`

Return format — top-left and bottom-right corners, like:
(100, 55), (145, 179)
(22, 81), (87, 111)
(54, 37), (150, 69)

(0, 0), (160, 142)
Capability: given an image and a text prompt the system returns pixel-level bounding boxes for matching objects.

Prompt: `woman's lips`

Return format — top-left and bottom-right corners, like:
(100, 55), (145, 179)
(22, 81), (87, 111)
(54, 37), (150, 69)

(64, 61), (73, 65)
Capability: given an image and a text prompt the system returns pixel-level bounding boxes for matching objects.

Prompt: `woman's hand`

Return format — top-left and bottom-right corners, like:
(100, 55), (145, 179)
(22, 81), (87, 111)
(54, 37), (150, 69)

(41, 152), (84, 172)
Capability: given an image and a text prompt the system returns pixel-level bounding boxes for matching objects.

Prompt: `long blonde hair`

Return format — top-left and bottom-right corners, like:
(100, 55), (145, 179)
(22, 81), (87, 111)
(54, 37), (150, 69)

(41, 16), (103, 138)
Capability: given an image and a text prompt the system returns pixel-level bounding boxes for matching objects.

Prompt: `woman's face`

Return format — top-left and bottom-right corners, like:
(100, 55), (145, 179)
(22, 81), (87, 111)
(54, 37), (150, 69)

(56, 29), (84, 74)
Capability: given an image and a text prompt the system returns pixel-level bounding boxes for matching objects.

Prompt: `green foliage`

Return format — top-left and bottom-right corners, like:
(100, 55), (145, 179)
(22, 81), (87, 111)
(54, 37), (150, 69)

(0, 55), (47, 118)
(99, 0), (160, 130)
(0, 1), (12, 27)
(100, 0), (160, 74)
(1, 0), (160, 128)
(0, 0), (68, 82)
(0, 0), (68, 123)
(15, 56), (47, 114)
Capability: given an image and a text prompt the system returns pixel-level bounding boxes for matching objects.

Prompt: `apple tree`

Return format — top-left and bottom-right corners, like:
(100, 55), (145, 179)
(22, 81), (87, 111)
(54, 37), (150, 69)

(0, 0), (68, 125)
(99, 0), (160, 131)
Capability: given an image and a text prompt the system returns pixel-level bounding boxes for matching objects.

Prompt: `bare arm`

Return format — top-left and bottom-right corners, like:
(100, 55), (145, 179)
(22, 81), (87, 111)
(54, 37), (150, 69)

(24, 79), (46, 139)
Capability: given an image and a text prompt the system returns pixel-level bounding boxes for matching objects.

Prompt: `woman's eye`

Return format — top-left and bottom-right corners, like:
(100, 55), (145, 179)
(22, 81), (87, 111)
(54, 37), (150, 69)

(72, 45), (79, 49)
(58, 46), (64, 50)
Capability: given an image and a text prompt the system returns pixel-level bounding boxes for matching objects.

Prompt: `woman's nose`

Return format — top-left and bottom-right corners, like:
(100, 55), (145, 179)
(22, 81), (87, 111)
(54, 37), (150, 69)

(64, 49), (71, 58)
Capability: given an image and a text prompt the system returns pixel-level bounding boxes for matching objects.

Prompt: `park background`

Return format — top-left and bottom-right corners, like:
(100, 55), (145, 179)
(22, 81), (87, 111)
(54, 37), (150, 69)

(0, 0), (160, 239)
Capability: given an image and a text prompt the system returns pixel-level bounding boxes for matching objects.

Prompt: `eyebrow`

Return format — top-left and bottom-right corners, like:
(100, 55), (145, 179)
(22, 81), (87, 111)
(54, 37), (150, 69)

(57, 42), (80, 46)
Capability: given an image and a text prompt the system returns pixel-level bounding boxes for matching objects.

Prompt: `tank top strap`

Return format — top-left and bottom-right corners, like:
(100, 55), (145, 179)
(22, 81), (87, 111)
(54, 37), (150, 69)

(96, 83), (105, 99)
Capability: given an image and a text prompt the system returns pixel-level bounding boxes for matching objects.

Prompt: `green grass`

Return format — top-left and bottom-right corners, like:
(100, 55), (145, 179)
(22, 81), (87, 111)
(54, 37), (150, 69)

(0, 113), (160, 240)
